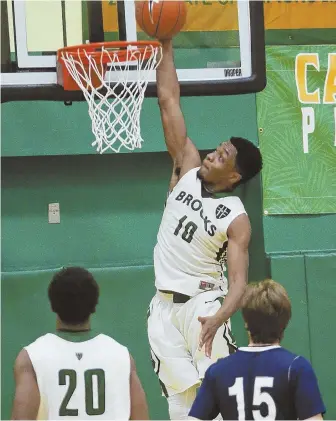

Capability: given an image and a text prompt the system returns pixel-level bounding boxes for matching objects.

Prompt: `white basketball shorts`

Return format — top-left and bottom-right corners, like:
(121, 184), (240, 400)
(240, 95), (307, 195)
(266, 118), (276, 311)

(147, 289), (237, 397)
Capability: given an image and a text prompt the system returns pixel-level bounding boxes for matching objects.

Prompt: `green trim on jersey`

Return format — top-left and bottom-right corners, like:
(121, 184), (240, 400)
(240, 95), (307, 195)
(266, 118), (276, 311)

(55, 330), (99, 342)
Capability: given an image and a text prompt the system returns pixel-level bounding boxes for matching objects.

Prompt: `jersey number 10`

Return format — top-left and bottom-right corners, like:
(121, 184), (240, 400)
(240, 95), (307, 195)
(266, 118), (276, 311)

(174, 215), (198, 243)
(58, 369), (105, 416)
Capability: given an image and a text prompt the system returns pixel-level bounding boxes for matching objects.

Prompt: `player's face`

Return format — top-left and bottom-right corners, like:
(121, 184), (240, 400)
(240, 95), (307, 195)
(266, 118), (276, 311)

(198, 141), (241, 189)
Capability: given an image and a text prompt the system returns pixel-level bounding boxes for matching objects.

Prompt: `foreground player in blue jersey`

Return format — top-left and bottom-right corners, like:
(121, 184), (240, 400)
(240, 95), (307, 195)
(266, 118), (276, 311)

(189, 279), (325, 420)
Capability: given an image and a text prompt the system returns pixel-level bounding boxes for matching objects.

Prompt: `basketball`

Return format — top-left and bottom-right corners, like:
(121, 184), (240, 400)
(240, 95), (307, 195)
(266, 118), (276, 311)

(135, 0), (187, 40)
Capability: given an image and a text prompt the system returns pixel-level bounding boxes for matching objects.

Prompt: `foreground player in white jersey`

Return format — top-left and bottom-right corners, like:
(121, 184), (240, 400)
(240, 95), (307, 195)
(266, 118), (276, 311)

(147, 39), (263, 419)
(189, 279), (326, 420)
(11, 267), (149, 420)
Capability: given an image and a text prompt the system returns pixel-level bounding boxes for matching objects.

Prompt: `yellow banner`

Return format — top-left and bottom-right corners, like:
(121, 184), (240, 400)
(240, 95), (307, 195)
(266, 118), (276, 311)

(264, 1), (336, 30)
(103, 0), (336, 33)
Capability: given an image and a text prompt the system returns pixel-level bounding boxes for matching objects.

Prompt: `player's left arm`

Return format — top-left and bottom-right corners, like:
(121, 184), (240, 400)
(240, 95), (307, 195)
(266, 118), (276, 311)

(216, 213), (250, 322)
(129, 355), (149, 420)
(11, 349), (40, 420)
(291, 356), (326, 420)
(199, 214), (250, 357)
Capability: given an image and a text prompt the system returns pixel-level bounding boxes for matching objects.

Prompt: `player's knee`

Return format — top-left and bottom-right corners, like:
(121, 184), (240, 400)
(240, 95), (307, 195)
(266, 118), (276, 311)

(167, 386), (198, 420)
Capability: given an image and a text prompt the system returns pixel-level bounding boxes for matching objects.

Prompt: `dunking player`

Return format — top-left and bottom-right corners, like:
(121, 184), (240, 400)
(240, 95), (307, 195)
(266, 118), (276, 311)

(189, 279), (326, 420)
(147, 39), (263, 419)
(11, 267), (149, 420)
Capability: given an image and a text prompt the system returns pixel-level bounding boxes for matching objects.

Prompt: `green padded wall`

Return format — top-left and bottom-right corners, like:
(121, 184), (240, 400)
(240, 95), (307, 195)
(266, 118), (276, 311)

(1, 94), (257, 157)
(2, 16), (336, 419)
(305, 254), (336, 419)
(269, 253), (336, 419)
(1, 268), (168, 419)
(263, 215), (336, 255)
(269, 256), (310, 360)
(2, 154), (170, 271)
(1, 92), (268, 419)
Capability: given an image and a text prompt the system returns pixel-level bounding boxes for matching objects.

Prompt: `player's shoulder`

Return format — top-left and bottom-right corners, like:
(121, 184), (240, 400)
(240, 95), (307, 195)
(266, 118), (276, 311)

(97, 333), (125, 345)
(209, 195), (247, 228)
(286, 352), (314, 374)
(214, 193), (245, 211)
(172, 166), (200, 189)
(256, 347), (313, 374)
(177, 166), (200, 185)
(96, 334), (130, 352)
(216, 346), (296, 369)
(206, 351), (242, 377)
(271, 347), (307, 366)
(24, 333), (54, 348)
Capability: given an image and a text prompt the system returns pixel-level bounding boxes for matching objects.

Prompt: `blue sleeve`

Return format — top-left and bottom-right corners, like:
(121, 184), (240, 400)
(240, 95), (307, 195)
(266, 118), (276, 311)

(290, 356), (326, 420)
(188, 366), (220, 420)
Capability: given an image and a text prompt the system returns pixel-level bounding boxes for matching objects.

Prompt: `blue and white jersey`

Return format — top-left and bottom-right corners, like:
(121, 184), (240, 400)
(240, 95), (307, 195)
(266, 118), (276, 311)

(189, 345), (326, 420)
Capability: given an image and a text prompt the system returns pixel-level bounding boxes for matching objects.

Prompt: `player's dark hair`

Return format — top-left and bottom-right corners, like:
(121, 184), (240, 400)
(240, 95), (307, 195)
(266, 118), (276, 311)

(48, 267), (99, 325)
(230, 136), (263, 187)
(242, 279), (292, 344)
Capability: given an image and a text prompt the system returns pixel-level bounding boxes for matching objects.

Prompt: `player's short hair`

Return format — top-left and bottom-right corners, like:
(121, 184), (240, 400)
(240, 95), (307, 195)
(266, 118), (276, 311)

(230, 136), (263, 187)
(241, 279), (291, 344)
(48, 267), (99, 325)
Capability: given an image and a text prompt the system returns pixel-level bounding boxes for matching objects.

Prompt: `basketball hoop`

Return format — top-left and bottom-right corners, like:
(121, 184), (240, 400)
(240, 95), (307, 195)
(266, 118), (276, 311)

(57, 41), (162, 154)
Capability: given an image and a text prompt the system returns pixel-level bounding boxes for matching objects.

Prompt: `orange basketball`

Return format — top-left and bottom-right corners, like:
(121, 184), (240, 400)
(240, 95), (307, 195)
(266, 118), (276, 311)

(135, 0), (187, 40)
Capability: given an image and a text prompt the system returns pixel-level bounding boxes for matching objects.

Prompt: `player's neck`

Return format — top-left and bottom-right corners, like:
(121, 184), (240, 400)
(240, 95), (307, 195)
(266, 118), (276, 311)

(203, 182), (230, 195)
(248, 341), (280, 347)
(56, 317), (91, 332)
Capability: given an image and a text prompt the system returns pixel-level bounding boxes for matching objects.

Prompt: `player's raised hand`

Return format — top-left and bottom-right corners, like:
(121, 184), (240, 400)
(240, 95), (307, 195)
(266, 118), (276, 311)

(198, 314), (223, 358)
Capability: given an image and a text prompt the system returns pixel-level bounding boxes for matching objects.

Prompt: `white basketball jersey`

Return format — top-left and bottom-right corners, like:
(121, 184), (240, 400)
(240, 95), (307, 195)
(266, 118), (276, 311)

(24, 331), (131, 420)
(154, 167), (247, 296)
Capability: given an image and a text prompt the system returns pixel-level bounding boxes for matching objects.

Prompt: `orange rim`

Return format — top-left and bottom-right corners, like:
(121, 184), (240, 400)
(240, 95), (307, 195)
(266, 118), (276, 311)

(57, 40), (161, 64)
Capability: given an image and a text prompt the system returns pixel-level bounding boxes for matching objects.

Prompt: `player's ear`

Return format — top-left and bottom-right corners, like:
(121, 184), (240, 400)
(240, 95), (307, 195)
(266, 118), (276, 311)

(229, 170), (242, 186)
(245, 327), (252, 342)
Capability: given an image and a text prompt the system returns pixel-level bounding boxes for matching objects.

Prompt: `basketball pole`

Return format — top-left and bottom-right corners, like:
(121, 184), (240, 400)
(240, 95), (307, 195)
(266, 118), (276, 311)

(61, 0), (68, 48)
(87, 1), (105, 43)
(1, 0), (12, 73)
(117, 0), (127, 41)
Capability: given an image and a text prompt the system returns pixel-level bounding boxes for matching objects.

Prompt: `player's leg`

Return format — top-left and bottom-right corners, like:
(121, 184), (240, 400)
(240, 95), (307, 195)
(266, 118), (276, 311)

(147, 292), (201, 419)
(167, 384), (198, 420)
(178, 290), (237, 381)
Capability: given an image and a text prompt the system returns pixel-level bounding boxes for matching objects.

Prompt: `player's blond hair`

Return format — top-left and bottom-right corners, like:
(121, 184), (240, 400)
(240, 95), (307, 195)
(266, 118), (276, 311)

(241, 279), (292, 344)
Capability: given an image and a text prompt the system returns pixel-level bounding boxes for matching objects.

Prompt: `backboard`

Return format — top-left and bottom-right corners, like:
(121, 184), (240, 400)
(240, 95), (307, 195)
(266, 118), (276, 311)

(1, 0), (266, 103)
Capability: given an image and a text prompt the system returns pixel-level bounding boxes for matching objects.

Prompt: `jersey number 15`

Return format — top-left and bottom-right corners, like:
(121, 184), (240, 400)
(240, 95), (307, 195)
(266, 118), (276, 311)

(229, 376), (276, 420)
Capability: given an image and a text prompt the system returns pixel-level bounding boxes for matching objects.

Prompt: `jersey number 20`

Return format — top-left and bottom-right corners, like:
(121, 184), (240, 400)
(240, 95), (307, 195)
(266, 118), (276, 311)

(229, 376), (276, 420)
(58, 369), (105, 416)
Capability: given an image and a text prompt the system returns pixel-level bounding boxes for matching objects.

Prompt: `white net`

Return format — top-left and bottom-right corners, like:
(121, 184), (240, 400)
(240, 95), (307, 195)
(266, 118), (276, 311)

(60, 44), (162, 154)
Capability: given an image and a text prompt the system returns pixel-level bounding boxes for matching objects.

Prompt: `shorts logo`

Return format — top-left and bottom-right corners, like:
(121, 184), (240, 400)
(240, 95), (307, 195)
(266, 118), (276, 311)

(199, 281), (214, 291)
(76, 352), (83, 360)
(216, 205), (231, 219)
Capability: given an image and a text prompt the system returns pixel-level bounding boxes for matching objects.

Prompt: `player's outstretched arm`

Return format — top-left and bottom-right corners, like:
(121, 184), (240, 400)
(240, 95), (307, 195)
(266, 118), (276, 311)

(11, 349), (40, 420)
(218, 213), (251, 322)
(199, 214), (250, 357)
(157, 39), (201, 190)
(129, 355), (149, 420)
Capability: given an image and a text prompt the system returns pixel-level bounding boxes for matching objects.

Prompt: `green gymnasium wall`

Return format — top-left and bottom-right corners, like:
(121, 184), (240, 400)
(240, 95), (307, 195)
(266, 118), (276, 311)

(2, 50), (336, 421)
(1, 95), (268, 419)
(2, 95), (336, 419)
